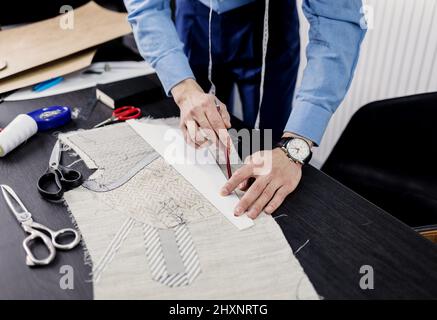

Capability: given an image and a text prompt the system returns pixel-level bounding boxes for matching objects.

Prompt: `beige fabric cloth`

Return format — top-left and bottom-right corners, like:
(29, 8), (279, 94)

(60, 123), (156, 188)
(62, 120), (319, 300)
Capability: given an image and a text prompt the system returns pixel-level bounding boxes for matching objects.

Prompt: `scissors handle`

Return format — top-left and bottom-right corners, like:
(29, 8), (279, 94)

(37, 170), (63, 201)
(58, 165), (82, 188)
(37, 167), (82, 201)
(22, 224), (56, 266)
(113, 106), (141, 121)
(94, 106), (141, 128)
(31, 221), (81, 250)
(21, 222), (81, 266)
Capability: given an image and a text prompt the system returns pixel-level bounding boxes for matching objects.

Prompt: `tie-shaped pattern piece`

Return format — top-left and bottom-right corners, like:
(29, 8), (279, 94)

(143, 223), (201, 287)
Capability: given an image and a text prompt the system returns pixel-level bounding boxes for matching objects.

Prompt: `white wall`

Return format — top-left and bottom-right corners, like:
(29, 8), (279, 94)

(294, 0), (437, 167)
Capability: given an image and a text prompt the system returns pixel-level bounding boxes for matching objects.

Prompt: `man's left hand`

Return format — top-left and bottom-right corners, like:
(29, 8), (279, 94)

(221, 148), (302, 219)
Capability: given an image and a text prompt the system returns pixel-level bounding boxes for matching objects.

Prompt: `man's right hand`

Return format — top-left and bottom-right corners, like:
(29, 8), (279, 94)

(171, 79), (232, 149)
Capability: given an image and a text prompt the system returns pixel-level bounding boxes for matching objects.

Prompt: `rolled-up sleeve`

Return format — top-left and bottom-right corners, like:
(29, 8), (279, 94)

(285, 0), (366, 145)
(124, 0), (195, 95)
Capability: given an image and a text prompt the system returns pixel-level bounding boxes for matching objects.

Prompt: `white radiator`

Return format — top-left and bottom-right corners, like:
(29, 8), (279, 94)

(294, 0), (437, 167)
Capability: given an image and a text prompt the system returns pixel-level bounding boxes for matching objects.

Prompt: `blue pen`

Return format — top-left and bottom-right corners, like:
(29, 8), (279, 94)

(33, 77), (64, 92)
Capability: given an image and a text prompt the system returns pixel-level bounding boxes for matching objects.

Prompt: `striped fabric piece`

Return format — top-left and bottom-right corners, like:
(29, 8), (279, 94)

(143, 223), (201, 287)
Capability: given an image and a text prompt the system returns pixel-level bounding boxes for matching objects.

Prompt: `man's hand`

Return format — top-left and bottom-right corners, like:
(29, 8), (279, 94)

(171, 79), (231, 149)
(221, 148), (302, 219)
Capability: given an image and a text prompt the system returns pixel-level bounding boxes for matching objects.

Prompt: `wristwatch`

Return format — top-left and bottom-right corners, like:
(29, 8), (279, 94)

(276, 137), (312, 165)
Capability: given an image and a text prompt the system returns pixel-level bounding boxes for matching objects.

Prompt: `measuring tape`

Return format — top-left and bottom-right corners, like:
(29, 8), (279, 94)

(0, 106), (71, 157)
(206, 0), (269, 129)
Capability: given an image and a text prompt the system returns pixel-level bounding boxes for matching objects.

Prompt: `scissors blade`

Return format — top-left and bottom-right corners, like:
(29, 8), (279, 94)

(93, 118), (113, 128)
(48, 140), (62, 169)
(0, 185), (32, 223)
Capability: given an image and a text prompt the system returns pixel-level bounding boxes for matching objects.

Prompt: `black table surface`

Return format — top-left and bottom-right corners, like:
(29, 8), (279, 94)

(0, 87), (436, 300)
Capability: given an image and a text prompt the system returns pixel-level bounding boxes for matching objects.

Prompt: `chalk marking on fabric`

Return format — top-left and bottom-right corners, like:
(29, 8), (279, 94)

(82, 151), (159, 192)
(59, 124), (158, 190)
(92, 217), (135, 283)
(294, 239), (310, 255)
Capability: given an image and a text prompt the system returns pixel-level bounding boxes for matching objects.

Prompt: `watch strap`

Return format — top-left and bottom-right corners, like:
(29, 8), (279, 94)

(276, 137), (291, 149)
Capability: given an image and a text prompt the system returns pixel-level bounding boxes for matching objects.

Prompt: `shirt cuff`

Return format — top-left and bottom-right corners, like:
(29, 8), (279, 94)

(153, 50), (195, 96)
(284, 101), (333, 146)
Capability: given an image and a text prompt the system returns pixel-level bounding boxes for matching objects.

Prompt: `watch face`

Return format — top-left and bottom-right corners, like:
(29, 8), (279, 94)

(286, 138), (310, 162)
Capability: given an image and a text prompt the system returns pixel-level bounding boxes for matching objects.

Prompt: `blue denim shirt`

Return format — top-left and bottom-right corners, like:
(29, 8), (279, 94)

(124, 0), (366, 145)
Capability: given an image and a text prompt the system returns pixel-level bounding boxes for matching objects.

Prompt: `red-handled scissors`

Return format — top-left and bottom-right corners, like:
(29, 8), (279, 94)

(94, 106), (142, 128)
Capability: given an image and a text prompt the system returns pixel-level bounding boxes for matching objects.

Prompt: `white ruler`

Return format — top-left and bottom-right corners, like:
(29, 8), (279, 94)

(127, 119), (254, 231)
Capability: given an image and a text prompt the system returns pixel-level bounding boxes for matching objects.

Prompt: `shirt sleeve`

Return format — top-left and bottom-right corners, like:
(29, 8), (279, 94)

(124, 0), (195, 95)
(284, 0), (366, 145)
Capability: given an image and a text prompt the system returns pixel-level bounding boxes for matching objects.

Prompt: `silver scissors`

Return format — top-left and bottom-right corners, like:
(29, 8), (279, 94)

(1, 184), (81, 267)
